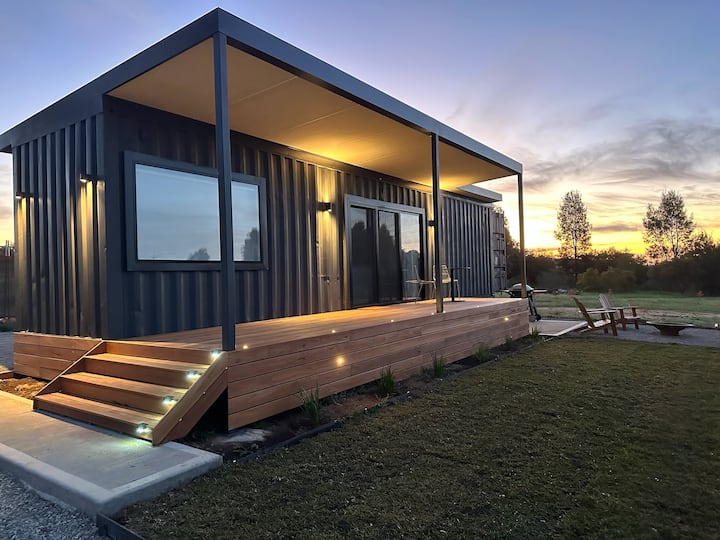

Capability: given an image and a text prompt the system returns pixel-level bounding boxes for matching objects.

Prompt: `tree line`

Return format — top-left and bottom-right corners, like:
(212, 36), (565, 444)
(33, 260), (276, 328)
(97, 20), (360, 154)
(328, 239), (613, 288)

(505, 189), (719, 295)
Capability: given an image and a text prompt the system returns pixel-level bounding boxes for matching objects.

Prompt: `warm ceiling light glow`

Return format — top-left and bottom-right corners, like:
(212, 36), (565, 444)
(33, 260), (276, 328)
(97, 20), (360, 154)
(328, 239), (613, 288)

(504, 317), (509, 321)
(390, 319), (394, 323)
(336, 356), (345, 366)
(242, 344), (249, 350)
(331, 329), (336, 334)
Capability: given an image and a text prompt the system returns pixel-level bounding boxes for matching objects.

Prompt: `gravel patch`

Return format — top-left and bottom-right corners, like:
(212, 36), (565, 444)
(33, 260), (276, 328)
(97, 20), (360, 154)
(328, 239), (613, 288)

(0, 472), (101, 540)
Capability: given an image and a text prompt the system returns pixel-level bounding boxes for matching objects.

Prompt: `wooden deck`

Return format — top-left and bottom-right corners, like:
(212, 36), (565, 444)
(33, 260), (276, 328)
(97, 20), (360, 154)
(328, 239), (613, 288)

(18, 298), (528, 441)
(138, 298), (529, 430)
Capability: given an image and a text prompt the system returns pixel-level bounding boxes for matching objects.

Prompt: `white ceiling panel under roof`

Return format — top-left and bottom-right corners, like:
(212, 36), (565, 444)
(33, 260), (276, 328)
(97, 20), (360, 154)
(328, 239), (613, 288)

(109, 38), (513, 196)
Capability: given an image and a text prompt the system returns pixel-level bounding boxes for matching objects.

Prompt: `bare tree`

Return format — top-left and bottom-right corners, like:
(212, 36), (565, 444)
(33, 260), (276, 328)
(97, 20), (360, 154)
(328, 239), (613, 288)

(554, 190), (592, 282)
(642, 190), (694, 261)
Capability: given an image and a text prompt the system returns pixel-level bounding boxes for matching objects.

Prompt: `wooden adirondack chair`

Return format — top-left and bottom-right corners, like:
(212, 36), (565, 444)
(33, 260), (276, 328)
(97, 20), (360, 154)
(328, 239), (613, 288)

(598, 293), (640, 330)
(572, 296), (618, 336)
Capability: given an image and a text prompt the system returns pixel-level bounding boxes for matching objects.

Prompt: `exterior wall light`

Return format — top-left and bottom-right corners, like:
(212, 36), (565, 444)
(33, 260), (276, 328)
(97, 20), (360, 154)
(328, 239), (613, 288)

(15, 192), (29, 200)
(318, 201), (333, 212)
(427, 220), (436, 227)
(80, 173), (100, 184)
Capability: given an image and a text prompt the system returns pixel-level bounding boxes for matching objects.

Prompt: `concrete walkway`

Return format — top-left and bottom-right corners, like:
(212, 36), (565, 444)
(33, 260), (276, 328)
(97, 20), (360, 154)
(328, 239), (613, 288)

(0, 391), (221, 517)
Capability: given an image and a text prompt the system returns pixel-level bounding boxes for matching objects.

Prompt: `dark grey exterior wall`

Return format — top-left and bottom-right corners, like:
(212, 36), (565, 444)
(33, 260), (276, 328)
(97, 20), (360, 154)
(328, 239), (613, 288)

(13, 115), (107, 337)
(440, 194), (493, 297)
(15, 97), (496, 339)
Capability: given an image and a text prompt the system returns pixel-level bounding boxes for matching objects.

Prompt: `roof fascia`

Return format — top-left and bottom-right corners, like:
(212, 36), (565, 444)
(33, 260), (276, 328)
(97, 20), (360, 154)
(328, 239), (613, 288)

(0, 9), (221, 150)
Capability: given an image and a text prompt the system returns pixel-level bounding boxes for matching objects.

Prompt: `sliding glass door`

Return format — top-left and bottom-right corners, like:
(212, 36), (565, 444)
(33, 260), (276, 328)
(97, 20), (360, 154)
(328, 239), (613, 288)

(348, 198), (425, 307)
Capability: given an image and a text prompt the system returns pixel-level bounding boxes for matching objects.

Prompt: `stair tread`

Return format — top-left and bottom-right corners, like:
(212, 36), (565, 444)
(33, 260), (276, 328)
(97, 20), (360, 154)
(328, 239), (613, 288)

(88, 353), (208, 371)
(36, 392), (163, 424)
(62, 372), (187, 398)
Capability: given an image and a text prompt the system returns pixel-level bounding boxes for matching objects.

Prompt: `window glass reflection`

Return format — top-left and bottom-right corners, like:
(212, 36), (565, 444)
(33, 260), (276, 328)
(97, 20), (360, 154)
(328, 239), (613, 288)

(135, 163), (263, 263)
(232, 182), (261, 262)
(136, 164), (220, 261)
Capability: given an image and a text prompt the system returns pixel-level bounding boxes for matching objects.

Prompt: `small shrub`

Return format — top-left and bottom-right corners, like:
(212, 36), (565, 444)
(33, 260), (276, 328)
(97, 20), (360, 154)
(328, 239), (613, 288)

(474, 344), (490, 362)
(431, 354), (446, 378)
(500, 335), (516, 351)
(377, 367), (395, 395)
(530, 326), (542, 341)
(299, 385), (321, 426)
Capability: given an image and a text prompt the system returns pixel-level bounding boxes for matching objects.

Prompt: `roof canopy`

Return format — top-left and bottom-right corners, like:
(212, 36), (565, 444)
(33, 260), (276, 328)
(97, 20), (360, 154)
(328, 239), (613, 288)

(0, 9), (521, 198)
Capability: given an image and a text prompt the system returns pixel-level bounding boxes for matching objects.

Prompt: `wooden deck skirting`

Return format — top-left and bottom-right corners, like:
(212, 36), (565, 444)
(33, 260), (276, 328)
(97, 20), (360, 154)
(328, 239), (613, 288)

(225, 299), (527, 429)
(13, 333), (102, 379)
(140, 298), (528, 431)
(18, 298), (528, 442)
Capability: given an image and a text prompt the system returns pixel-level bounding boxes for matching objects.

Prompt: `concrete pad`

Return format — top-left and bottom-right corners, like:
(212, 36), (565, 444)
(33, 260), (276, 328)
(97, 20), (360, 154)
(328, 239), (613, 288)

(532, 319), (587, 336)
(0, 391), (221, 517)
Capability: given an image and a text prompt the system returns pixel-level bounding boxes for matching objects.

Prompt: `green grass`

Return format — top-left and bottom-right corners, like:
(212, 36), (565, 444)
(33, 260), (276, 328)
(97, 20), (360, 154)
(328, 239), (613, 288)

(121, 340), (720, 539)
(533, 290), (720, 327)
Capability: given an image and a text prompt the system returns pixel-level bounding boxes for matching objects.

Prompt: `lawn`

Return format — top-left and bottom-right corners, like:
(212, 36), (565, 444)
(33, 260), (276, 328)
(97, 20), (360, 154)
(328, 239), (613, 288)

(122, 339), (720, 539)
(533, 291), (720, 327)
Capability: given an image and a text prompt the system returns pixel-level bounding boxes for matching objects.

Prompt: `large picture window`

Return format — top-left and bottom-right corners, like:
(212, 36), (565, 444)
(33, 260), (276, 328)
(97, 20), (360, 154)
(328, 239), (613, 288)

(125, 152), (267, 270)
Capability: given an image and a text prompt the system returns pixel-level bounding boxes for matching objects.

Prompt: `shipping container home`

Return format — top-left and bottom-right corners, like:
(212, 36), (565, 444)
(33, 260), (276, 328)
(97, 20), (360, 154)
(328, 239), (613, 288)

(0, 9), (529, 444)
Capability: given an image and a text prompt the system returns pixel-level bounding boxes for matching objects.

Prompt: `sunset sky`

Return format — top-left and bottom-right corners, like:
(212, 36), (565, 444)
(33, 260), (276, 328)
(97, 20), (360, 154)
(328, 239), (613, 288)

(1, 1), (719, 254)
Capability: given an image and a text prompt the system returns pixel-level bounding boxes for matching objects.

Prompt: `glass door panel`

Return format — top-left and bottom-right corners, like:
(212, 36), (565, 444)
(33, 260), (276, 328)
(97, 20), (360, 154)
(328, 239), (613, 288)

(349, 206), (376, 306)
(377, 210), (401, 303)
(400, 212), (422, 299)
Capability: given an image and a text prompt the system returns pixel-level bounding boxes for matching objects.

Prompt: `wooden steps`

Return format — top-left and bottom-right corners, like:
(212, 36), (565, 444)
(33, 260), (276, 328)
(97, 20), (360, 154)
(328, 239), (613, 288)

(59, 373), (187, 414)
(84, 353), (209, 388)
(33, 342), (225, 444)
(35, 393), (163, 440)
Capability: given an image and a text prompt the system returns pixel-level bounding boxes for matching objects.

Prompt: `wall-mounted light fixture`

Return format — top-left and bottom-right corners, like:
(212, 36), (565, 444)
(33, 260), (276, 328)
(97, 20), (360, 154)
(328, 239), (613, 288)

(15, 191), (30, 200)
(79, 173), (100, 184)
(427, 219), (436, 227)
(318, 201), (334, 212)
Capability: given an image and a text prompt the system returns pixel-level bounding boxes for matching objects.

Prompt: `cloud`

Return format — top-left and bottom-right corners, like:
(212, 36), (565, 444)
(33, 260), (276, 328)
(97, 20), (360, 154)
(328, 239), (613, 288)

(592, 222), (638, 234)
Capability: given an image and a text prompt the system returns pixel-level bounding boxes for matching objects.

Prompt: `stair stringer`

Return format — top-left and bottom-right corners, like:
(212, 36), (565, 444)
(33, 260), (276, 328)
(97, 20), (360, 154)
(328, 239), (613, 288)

(151, 354), (228, 445)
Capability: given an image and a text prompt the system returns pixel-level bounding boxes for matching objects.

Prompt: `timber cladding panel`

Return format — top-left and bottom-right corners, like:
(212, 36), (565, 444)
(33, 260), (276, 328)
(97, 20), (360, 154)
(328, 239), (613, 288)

(13, 332), (102, 380)
(225, 301), (528, 430)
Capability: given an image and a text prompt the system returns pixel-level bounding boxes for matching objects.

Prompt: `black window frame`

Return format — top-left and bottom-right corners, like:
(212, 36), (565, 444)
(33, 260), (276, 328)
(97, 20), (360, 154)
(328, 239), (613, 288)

(124, 151), (268, 271)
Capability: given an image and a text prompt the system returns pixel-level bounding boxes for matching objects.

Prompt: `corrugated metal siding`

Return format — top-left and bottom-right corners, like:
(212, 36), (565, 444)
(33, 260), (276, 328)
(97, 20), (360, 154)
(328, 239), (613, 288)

(13, 115), (106, 336)
(37, 98), (497, 339)
(441, 195), (494, 297)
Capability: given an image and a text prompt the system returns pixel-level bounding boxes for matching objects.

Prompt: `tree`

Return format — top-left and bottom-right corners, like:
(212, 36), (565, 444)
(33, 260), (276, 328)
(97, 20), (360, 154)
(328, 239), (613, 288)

(187, 247), (210, 261)
(554, 190), (592, 282)
(642, 190), (694, 261)
(502, 215), (522, 282)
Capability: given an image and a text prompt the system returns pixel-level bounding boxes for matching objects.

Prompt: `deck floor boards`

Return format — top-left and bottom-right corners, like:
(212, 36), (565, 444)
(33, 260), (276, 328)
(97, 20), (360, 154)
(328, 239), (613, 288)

(136, 298), (522, 351)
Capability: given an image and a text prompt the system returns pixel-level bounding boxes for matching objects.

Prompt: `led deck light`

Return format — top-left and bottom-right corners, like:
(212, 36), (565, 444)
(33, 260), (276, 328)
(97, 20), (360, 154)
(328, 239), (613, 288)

(210, 350), (221, 361)
(162, 395), (177, 406)
(136, 423), (151, 435)
(186, 370), (200, 381)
